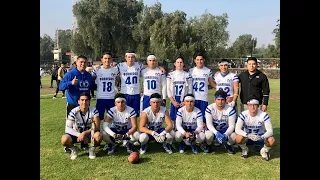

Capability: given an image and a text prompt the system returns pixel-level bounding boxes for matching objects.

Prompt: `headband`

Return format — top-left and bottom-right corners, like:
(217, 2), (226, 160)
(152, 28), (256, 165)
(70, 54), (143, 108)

(247, 99), (259, 105)
(147, 55), (156, 60)
(218, 61), (230, 66)
(184, 96), (195, 101)
(150, 98), (161, 102)
(215, 94), (227, 99)
(125, 53), (136, 57)
(115, 97), (126, 102)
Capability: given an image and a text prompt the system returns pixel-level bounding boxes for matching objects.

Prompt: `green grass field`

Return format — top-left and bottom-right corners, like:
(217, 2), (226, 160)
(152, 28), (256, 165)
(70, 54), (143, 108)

(40, 75), (280, 180)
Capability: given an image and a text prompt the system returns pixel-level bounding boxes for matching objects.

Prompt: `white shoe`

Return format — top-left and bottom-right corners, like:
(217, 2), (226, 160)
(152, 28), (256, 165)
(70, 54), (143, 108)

(133, 141), (140, 146)
(241, 146), (249, 158)
(70, 146), (79, 160)
(260, 147), (271, 161)
(89, 147), (96, 159)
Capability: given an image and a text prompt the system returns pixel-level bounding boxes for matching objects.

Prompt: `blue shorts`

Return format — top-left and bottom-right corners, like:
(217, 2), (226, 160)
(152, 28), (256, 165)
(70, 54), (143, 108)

(110, 128), (130, 135)
(142, 128), (166, 142)
(142, 95), (151, 111)
(65, 133), (92, 144)
(96, 99), (115, 120)
(125, 94), (141, 117)
(246, 139), (264, 146)
(194, 100), (208, 123)
(169, 96), (182, 121)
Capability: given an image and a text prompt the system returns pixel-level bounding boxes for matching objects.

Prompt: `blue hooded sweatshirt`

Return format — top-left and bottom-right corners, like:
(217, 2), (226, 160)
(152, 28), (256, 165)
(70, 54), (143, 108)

(59, 67), (94, 106)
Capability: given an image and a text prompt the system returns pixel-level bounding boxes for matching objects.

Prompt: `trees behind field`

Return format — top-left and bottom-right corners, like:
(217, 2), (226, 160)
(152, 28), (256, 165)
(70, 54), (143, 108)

(40, 0), (280, 63)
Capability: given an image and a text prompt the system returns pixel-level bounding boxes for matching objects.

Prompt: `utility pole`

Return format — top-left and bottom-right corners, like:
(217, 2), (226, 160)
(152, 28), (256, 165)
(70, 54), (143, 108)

(71, 0), (77, 64)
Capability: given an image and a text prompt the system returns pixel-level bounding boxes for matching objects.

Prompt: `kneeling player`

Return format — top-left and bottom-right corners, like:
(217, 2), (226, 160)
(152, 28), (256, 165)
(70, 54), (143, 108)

(235, 96), (275, 161)
(139, 93), (174, 154)
(61, 93), (102, 160)
(175, 94), (205, 154)
(204, 90), (237, 154)
(102, 93), (140, 155)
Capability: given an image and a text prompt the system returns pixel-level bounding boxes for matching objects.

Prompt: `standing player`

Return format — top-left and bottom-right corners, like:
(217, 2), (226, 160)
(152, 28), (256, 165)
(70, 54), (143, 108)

(204, 90), (237, 154)
(95, 52), (119, 121)
(213, 59), (239, 110)
(189, 52), (216, 125)
(60, 93), (102, 160)
(167, 55), (193, 122)
(235, 96), (275, 161)
(139, 93), (174, 154)
(175, 94), (205, 154)
(102, 93), (140, 155)
(117, 51), (144, 117)
(141, 54), (167, 111)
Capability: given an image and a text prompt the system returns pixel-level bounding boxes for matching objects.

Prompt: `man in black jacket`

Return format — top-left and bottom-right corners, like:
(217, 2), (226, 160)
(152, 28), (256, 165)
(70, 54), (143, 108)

(238, 57), (270, 112)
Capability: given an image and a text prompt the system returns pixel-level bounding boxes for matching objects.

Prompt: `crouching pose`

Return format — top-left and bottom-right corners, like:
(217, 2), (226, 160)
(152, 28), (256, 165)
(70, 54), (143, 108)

(204, 90), (237, 154)
(61, 93), (102, 160)
(235, 96), (275, 161)
(102, 93), (140, 155)
(139, 93), (175, 154)
(175, 94), (205, 154)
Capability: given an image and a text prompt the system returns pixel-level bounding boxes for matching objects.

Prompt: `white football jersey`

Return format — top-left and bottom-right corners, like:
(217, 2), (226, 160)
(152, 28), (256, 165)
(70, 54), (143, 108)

(213, 72), (239, 97)
(117, 62), (143, 95)
(166, 70), (193, 99)
(141, 68), (166, 97)
(237, 110), (270, 135)
(107, 106), (137, 131)
(189, 66), (213, 101)
(205, 103), (236, 132)
(142, 106), (166, 131)
(68, 106), (99, 132)
(176, 106), (202, 131)
(95, 66), (119, 99)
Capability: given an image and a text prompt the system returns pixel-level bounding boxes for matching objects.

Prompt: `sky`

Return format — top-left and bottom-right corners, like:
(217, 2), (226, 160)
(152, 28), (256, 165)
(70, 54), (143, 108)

(40, 0), (280, 47)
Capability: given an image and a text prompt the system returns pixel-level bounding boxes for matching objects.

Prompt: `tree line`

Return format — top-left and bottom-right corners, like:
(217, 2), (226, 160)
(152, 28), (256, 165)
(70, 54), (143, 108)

(40, 0), (280, 64)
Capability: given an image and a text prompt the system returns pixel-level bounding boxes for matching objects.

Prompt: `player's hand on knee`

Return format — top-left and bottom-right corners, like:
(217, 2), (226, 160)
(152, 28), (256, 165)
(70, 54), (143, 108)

(215, 132), (225, 144)
(152, 131), (162, 143)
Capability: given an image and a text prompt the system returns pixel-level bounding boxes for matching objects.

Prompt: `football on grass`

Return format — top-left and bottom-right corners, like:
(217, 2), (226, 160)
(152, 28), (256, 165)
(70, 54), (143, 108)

(128, 151), (139, 164)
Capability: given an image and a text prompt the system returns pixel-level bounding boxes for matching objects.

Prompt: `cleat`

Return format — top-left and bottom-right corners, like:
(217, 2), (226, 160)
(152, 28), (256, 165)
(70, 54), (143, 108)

(64, 146), (71, 154)
(139, 144), (147, 154)
(241, 146), (249, 158)
(200, 142), (209, 153)
(70, 146), (79, 160)
(107, 143), (116, 155)
(179, 143), (185, 153)
(126, 142), (133, 153)
(260, 148), (271, 161)
(162, 143), (172, 154)
(88, 147), (96, 159)
(224, 143), (235, 155)
(191, 145), (198, 154)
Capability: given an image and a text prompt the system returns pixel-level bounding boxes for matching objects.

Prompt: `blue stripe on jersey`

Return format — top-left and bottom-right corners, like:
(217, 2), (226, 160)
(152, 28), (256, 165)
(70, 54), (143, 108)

(129, 112), (137, 118)
(196, 115), (202, 119)
(116, 65), (120, 75)
(176, 113), (182, 117)
(107, 110), (113, 118)
(263, 114), (270, 121)
(229, 108), (236, 116)
(233, 76), (239, 81)
(130, 110), (135, 115)
(94, 109), (99, 115)
(239, 113), (245, 121)
(69, 114), (75, 119)
(205, 107), (211, 113)
(177, 111), (182, 115)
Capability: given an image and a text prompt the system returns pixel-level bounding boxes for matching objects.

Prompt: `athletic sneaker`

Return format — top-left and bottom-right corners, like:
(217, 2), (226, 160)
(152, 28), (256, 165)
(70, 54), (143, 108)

(88, 147), (96, 159)
(139, 144), (147, 154)
(260, 147), (271, 161)
(126, 142), (133, 153)
(179, 143), (185, 153)
(191, 144), (198, 154)
(241, 146), (249, 158)
(162, 143), (172, 154)
(70, 146), (79, 160)
(107, 143), (116, 155)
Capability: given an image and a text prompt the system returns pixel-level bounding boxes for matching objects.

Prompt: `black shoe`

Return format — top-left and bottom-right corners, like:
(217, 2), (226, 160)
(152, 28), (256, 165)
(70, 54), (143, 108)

(200, 142), (210, 153)
(64, 146), (71, 154)
(224, 143), (235, 154)
(263, 150), (271, 161)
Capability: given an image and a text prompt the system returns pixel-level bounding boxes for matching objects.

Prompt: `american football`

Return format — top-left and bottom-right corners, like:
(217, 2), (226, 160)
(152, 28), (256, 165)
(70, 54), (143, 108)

(128, 151), (139, 164)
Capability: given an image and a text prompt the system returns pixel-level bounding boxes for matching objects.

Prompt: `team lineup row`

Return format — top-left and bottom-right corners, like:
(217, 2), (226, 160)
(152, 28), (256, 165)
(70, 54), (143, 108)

(58, 51), (272, 161)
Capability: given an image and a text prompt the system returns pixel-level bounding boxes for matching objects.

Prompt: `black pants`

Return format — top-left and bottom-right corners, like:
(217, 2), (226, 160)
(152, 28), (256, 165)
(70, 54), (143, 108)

(55, 80), (65, 95)
(51, 75), (57, 87)
(66, 103), (78, 118)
